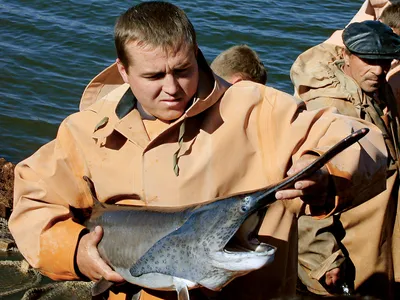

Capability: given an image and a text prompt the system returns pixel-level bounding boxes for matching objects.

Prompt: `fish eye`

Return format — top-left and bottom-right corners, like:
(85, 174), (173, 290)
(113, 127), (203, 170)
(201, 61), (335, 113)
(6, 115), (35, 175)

(239, 205), (248, 213)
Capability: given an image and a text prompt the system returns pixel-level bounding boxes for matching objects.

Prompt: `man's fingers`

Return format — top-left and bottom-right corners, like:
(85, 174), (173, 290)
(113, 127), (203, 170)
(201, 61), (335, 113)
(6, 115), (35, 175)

(275, 189), (303, 200)
(325, 267), (341, 286)
(275, 178), (315, 200)
(103, 269), (125, 282)
(279, 154), (330, 203)
(84, 236), (125, 282)
(294, 179), (313, 190)
(287, 154), (317, 176)
(295, 178), (325, 193)
(93, 258), (125, 282)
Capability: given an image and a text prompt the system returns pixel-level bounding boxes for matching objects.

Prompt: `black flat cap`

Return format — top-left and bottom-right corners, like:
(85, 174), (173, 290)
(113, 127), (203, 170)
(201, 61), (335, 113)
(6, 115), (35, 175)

(342, 20), (400, 60)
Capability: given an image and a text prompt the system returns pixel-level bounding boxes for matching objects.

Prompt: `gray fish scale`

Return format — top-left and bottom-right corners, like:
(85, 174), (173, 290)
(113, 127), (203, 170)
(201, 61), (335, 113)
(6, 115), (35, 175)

(130, 197), (246, 283)
(86, 208), (193, 269)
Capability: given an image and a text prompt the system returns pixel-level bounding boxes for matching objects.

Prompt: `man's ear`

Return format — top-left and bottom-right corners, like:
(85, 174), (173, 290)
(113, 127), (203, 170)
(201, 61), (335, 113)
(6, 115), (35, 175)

(342, 49), (350, 67)
(116, 58), (129, 83)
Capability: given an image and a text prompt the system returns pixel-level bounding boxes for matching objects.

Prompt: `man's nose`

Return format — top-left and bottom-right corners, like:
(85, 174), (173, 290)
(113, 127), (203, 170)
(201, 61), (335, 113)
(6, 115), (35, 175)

(163, 74), (179, 95)
(371, 64), (384, 76)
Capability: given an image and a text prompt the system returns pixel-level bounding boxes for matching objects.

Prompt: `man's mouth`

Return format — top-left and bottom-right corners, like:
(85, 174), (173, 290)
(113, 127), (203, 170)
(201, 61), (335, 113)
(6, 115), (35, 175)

(161, 98), (185, 108)
(161, 98), (180, 103)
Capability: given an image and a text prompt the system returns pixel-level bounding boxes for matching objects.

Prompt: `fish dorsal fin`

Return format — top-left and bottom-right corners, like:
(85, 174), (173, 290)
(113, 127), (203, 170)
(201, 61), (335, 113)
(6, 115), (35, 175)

(83, 176), (107, 209)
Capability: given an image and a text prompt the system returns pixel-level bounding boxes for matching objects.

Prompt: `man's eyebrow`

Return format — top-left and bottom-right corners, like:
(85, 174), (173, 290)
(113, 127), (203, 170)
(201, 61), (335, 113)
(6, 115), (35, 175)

(141, 61), (193, 76)
(174, 60), (192, 69)
(141, 70), (165, 76)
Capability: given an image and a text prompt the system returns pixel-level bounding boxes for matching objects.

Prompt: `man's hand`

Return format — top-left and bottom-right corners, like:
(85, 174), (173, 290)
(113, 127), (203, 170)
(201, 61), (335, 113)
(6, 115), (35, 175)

(275, 154), (331, 206)
(325, 267), (341, 286)
(76, 226), (125, 283)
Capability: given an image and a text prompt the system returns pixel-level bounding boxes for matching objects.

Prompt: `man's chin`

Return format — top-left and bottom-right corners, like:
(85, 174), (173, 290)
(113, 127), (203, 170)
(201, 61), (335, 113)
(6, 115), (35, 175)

(156, 110), (185, 123)
(362, 85), (379, 94)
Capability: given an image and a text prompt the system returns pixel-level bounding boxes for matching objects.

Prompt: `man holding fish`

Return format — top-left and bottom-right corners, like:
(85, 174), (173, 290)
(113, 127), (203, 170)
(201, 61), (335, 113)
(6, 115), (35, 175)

(9, 2), (388, 300)
(291, 1), (400, 298)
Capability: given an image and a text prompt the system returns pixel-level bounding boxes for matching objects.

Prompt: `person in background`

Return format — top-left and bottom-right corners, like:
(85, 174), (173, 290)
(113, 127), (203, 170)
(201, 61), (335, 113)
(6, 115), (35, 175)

(380, 2), (400, 35)
(210, 44), (267, 85)
(211, 43), (350, 296)
(290, 0), (400, 298)
(380, 2), (400, 102)
(9, 1), (387, 300)
(326, 0), (399, 103)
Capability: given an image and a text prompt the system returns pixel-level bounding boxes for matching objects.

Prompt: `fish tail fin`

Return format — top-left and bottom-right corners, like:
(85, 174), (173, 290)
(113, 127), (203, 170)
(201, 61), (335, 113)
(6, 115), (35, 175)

(83, 175), (106, 208)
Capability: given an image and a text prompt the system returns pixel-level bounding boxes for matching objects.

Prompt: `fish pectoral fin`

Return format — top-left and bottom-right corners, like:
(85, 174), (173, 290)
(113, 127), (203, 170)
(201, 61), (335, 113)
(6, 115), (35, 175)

(92, 277), (115, 296)
(177, 287), (189, 300)
(174, 279), (190, 300)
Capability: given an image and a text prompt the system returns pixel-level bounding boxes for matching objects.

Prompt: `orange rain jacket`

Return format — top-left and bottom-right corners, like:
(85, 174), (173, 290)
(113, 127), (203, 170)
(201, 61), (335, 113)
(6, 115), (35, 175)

(9, 52), (387, 300)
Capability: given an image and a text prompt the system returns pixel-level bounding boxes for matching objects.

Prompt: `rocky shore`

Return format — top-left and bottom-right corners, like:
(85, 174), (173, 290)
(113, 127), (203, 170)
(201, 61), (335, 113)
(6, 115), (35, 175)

(0, 158), (15, 252)
(0, 158), (14, 220)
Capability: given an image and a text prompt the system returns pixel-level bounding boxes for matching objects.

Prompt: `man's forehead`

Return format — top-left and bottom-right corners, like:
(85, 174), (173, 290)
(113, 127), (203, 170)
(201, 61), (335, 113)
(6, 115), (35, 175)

(355, 55), (393, 66)
(126, 41), (194, 62)
(125, 42), (196, 72)
(127, 39), (193, 53)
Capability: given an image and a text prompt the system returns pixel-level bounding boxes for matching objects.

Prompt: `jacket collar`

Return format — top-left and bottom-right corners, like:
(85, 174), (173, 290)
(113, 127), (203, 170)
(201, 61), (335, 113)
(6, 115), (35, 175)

(90, 49), (230, 149)
(332, 60), (367, 109)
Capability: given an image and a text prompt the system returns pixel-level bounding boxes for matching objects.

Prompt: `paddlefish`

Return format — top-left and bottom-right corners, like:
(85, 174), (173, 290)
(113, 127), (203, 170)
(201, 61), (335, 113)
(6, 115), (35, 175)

(81, 128), (369, 299)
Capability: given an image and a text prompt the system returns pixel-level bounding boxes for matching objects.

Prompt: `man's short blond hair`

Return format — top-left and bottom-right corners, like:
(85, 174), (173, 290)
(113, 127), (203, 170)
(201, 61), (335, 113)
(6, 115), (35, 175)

(380, 3), (400, 35)
(114, 1), (197, 68)
(210, 45), (267, 84)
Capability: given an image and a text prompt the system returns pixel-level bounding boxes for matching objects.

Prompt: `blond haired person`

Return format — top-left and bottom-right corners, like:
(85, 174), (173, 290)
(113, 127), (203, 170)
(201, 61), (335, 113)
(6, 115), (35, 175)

(210, 44), (267, 85)
(380, 2), (400, 103)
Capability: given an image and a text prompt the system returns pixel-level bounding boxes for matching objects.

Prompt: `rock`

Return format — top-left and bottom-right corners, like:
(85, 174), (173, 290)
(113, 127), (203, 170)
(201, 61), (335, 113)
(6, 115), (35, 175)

(0, 217), (14, 241)
(0, 158), (15, 219)
(20, 259), (31, 273)
(0, 238), (16, 252)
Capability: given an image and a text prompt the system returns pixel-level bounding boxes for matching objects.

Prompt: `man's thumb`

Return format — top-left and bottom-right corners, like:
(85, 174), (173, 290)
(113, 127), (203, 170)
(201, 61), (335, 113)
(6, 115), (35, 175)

(89, 225), (103, 245)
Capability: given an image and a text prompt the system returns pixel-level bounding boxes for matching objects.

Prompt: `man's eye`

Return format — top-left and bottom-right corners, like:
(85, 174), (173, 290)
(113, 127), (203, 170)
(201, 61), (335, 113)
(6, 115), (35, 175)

(175, 68), (190, 75)
(146, 73), (164, 80)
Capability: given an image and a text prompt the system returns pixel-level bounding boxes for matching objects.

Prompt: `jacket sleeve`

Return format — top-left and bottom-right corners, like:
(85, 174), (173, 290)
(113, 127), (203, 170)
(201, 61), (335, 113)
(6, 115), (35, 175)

(257, 87), (387, 218)
(8, 117), (92, 280)
(306, 97), (361, 119)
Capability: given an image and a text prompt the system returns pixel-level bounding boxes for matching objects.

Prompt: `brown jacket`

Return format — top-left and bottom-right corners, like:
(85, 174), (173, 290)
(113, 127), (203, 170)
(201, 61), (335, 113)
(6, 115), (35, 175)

(291, 42), (400, 298)
(9, 54), (387, 300)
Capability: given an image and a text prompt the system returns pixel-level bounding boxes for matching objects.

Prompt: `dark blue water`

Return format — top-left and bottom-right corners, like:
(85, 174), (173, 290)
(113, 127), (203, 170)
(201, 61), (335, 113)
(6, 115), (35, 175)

(1, 0), (361, 164)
